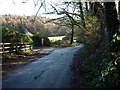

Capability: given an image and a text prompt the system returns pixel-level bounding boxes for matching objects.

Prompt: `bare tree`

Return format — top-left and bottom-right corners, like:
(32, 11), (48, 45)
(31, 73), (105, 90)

(45, 1), (87, 44)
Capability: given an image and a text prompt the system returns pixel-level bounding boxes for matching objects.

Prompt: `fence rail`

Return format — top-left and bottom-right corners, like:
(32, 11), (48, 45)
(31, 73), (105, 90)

(0, 43), (32, 54)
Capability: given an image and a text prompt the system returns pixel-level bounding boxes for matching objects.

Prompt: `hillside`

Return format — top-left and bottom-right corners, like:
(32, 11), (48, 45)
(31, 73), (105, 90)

(0, 15), (70, 37)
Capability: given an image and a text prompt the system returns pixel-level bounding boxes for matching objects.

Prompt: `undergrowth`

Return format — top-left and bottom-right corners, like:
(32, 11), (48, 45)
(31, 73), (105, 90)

(72, 13), (120, 88)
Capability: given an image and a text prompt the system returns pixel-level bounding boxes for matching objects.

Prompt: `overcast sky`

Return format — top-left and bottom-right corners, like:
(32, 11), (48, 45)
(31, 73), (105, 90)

(0, 0), (119, 18)
(0, 0), (67, 18)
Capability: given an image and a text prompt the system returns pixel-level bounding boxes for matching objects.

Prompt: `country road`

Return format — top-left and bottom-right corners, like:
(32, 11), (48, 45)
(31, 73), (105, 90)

(2, 45), (83, 88)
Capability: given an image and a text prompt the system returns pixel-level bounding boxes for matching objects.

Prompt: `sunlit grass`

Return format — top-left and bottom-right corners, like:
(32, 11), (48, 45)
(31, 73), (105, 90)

(48, 36), (65, 42)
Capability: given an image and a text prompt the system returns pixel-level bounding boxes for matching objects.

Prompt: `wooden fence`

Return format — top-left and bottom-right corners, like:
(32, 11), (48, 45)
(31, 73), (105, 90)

(0, 43), (32, 54)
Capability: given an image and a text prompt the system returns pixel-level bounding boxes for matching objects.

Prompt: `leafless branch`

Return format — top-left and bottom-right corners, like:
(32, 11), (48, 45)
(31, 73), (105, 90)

(45, 2), (81, 27)
(33, 0), (36, 6)
(22, 0), (29, 3)
(62, 9), (80, 26)
(33, 1), (44, 20)
(33, 0), (41, 8)
(12, 0), (16, 5)
(50, 4), (60, 15)
(45, 16), (65, 23)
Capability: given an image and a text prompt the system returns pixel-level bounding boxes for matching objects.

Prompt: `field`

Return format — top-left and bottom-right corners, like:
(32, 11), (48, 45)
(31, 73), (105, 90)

(48, 36), (65, 42)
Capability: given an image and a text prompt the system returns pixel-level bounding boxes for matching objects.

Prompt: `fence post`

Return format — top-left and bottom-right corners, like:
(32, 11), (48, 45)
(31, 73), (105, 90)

(16, 43), (18, 54)
(42, 38), (44, 46)
(2, 43), (4, 54)
(30, 44), (32, 50)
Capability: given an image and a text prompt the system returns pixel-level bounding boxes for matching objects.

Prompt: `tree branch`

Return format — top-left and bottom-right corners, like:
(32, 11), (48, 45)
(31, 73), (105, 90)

(22, 0), (29, 3)
(12, 0), (16, 5)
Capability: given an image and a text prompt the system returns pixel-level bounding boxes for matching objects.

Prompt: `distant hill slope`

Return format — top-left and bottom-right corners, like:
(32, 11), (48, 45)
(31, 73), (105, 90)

(0, 15), (70, 37)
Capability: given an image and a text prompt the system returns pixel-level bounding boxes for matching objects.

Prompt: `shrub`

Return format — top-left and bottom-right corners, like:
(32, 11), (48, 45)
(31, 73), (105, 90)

(2, 27), (33, 43)
(43, 37), (51, 46)
(2, 27), (17, 43)
(62, 36), (70, 40)
(20, 34), (33, 43)
(32, 32), (50, 47)
(32, 32), (43, 47)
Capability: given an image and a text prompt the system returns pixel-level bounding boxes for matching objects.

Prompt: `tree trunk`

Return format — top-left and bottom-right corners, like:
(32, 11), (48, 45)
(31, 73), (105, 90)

(118, 1), (120, 17)
(78, 2), (86, 29)
(85, 2), (88, 12)
(70, 22), (74, 44)
(65, 12), (74, 45)
(104, 2), (119, 55)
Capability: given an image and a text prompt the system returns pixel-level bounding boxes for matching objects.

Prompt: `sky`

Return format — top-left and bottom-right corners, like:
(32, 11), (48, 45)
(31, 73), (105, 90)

(0, 0), (66, 18)
(0, 0), (119, 18)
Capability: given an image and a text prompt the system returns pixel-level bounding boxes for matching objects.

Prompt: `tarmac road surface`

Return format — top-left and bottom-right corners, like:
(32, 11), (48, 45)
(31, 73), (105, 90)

(2, 45), (83, 88)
